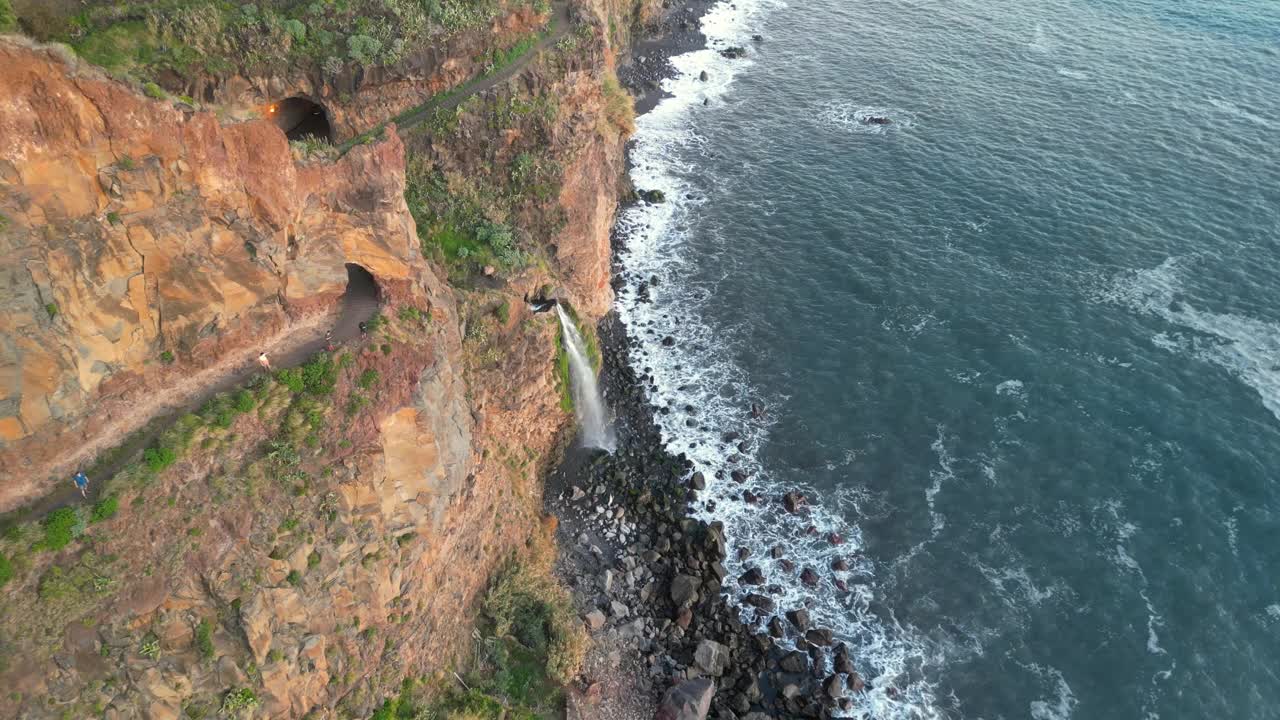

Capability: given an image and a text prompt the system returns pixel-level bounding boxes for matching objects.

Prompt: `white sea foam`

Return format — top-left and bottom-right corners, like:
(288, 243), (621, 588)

(1099, 257), (1280, 424)
(1055, 67), (1090, 80)
(996, 379), (1027, 400)
(1026, 664), (1079, 720)
(816, 101), (918, 135)
(614, 0), (942, 716)
(1207, 97), (1274, 128)
(1028, 23), (1055, 54)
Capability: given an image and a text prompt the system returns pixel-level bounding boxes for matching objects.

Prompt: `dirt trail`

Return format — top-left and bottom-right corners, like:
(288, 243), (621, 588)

(6, 271), (380, 523)
(7, 4), (570, 522)
(366, 1), (572, 141)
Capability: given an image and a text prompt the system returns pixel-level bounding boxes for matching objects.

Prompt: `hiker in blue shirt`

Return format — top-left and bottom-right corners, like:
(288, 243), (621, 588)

(73, 471), (89, 498)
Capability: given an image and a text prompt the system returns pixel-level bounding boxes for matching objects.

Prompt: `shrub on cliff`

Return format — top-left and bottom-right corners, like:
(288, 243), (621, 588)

(482, 522), (586, 684)
(41, 508), (83, 551)
(0, 553), (13, 588)
(346, 34), (381, 65)
(0, 0), (16, 34)
(90, 495), (119, 523)
(143, 445), (177, 473)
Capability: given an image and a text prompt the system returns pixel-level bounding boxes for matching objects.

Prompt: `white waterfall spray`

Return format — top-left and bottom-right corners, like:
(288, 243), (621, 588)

(555, 305), (616, 451)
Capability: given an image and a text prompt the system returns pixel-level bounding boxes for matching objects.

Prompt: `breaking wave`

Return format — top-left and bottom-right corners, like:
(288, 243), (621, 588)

(613, 0), (942, 717)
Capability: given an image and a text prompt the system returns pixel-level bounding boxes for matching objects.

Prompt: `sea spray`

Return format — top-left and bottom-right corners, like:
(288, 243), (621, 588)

(556, 305), (616, 451)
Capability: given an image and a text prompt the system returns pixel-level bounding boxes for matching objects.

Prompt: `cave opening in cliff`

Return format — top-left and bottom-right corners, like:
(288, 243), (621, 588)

(345, 263), (380, 303)
(271, 97), (332, 143)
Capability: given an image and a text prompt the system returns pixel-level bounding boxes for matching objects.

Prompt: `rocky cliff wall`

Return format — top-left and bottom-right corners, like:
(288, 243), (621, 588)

(0, 0), (655, 713)
(0, 39), (451, 511)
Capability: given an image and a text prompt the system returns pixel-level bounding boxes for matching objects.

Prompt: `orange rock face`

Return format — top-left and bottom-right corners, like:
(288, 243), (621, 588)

(0, 40), (441, 510)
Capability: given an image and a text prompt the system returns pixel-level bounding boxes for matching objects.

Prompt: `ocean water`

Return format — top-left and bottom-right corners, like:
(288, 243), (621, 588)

(615, 0), (1280, 718)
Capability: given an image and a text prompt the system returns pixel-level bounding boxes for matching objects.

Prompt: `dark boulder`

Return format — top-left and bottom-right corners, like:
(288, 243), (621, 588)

(739, 568), (766, 585)
(800, 567), (820, 587)
(785, 608), (810, 631)
(782, 491), (807, 513)
(779, 650), (808, 673)
(655, 678), (715, 720)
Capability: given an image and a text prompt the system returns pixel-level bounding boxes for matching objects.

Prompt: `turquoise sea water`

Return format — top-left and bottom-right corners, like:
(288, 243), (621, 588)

(617, 0), (1280, 717)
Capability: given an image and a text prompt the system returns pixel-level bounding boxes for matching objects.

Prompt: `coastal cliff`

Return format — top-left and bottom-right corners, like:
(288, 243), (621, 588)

(0, 0), (661, 715)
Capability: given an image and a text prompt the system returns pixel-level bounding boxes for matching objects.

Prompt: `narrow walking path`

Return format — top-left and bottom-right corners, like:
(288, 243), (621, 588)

(5, 3), (573, 523)
(342, 0), (572, 149)
(2, 269), (381, 524)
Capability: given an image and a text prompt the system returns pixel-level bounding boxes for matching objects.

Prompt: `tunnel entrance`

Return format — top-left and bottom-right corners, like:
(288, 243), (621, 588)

(271, 97), (332, 142)
(345, 264), (379, 301)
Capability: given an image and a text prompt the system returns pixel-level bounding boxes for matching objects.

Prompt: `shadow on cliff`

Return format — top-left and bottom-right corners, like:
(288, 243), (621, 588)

(0, 264), (381, 525)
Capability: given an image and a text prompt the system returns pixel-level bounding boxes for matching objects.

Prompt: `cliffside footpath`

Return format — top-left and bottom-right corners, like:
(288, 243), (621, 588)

(0, 0), (667, 717)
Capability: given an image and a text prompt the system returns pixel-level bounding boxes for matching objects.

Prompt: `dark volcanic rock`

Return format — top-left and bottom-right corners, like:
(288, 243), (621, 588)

(785, 608), (811, 632)
(656, 678), (715, 720)
(782, 491), (807, 513)
(739, 568), (766, 585)
(800, 567), (820, 587)
(779, 650), (808, 673)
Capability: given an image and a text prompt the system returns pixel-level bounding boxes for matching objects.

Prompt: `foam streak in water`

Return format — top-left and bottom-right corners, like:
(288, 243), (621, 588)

(556, 306), (616, 451)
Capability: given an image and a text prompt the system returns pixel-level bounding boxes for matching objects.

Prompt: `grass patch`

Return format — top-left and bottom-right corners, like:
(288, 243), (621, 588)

(195, 618), (215, 659)
(89, 495), (119, 523)
(601, 68), (635, 136)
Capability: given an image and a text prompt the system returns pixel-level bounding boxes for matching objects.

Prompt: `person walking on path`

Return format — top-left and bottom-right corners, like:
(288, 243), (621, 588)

(257, 351), (271, 372)
(72, 470), (89, 498)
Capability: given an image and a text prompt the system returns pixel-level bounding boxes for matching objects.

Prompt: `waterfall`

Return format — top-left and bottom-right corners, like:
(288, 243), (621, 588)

(555, 305), (616, 451)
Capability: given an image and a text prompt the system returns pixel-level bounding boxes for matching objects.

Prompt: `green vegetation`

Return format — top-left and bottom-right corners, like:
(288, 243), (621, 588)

(26, 0), (516, 85)
(602, 68), (635, 136)
(107, 211), (122, 225)
(44, 302), (58, 318)
(286, 569), (302, 586)
(406, 159), (529, 282)
(482, 554), (586, 685)
(220, 687), (258, 715)
(40, 508), (81, 551)
(159, 350), (175, 364)
(139, 633), (161, 660)
(143, 81), (167, 99)
(397, 305), (425, 324)
(143, 445), (177, 473)
(274, 352), (337, 396)
(195, 618), (215, 659)
(357, 368), (380, 390)
(553, 329), (572, 413)
(552, 304), (599, 413)
(117, 155), (135, 171)
(0, 553), (13, 588)
(0, 0), (15, 34)
(90, 495), (119, 523)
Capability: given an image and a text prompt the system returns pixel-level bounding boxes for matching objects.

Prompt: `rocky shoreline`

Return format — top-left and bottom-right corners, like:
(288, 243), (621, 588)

(545, 3), (861, 718)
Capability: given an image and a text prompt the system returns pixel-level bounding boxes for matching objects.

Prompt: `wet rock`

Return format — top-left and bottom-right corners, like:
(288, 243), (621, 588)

(699, 70), (709, 82)
(738, 568), (766, 585)
(720, 46), (747, 59)
(804, 628), (834, 647)
(730, 469), (747, 483)
(779, 651), (808, 673)
(782, 491), (807, 513)
(767, 616), (785, 638)
(828, 532), (844, 546)
(823, 674), (844, 700)
(743, 593), (775, 612)
(785, 608), (810, 632)
(800, 567), (820, 587)
(662, 336), (676, 346)
(690, 472), (706, 490)
(641, 189), (668, 203)
(769, 545), (784, 559)
(831, 557), (849, 572)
